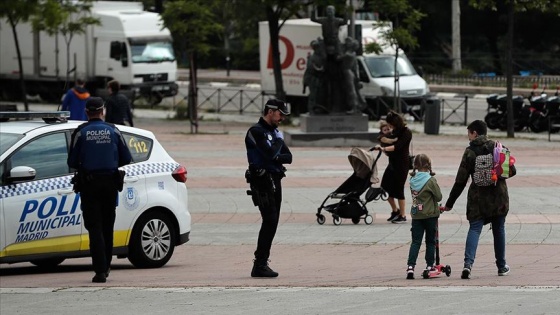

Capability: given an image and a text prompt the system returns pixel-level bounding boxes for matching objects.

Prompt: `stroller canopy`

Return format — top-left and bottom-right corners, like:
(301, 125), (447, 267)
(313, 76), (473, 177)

(348, 147), (380, 184)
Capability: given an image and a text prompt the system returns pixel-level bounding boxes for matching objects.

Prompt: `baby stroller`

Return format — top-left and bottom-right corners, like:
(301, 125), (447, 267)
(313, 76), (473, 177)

(316, 147), (388, 225)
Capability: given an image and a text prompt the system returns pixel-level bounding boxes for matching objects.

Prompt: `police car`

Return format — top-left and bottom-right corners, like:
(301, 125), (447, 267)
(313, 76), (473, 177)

(0, 112), (190, 268)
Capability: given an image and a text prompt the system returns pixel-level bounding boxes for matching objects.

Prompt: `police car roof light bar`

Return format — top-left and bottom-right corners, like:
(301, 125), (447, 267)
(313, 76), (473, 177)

(0, 111), (70, 124)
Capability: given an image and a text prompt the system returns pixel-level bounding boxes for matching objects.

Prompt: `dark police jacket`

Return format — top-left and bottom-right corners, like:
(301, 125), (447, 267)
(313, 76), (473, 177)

(245, 117), (292, 174)
(67, 119), (132, 173)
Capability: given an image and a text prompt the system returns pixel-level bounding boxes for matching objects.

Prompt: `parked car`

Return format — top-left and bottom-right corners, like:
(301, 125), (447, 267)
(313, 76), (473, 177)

(0, 112), (190, 268)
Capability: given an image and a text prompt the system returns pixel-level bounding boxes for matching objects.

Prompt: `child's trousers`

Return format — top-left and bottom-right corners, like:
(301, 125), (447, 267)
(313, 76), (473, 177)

(407, 217), (438, 267)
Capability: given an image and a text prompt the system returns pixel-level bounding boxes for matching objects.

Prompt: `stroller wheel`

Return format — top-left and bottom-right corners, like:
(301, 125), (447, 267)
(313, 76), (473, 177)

(364, 215), (373, 225)
(316, 214), (326, 225)
(351, 217), (360, 224)
(333, 216), (342, 226)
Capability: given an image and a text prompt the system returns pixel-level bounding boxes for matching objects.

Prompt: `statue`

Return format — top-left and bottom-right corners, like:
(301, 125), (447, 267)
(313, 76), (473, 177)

(303, 39), (327, 114)
(339, 37), (366, 114)
(306, 5), (365, 116)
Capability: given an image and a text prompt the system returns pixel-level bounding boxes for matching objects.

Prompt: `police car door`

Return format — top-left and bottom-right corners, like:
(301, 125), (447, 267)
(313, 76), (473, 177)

(111, 132), (148, 248)
(1, 132), (82, 258)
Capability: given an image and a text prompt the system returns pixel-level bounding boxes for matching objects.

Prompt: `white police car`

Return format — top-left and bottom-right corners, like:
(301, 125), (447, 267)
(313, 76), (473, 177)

(0, 112), (190, 268)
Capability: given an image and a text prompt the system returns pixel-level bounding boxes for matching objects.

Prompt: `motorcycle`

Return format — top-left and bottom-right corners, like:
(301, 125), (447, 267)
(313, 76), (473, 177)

(484, 93), (527, 132)
(528, 86), (560, 133)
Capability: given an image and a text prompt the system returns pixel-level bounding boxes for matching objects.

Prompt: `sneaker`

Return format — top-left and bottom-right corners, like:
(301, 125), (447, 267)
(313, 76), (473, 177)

(387, 211), (399, 222)
(498, 265), (510, 276)
(392, 216), (407, 224)
(251, 261), (279, 278)
(461, 266), (471, 279)
(92, 273), (107, 283)
(406, 266), (414, 279)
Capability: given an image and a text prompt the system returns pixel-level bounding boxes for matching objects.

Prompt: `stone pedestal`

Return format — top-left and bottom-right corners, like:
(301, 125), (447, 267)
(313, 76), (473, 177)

(285, 114), (377, 147)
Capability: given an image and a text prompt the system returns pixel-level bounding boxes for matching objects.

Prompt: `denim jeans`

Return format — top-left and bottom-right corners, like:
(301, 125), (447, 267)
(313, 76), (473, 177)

(464, 216), (507, 269)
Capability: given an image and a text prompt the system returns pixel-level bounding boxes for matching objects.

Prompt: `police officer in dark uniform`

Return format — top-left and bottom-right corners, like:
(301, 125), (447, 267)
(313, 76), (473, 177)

(67, 97), (132, 283)
(245, 99), (292, 277)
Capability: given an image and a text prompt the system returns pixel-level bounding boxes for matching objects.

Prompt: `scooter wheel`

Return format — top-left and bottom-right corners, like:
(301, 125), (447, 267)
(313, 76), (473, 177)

(422, 270), (430, 279)
(445, 265), (452, 277)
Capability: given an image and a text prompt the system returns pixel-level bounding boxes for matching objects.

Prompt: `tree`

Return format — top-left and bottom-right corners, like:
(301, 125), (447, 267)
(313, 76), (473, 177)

(259, 0), (314, 103)
(469, 0), (560, 138)
(161, 0), (223, 133)
(363, 0), (425, 112)
(32, 0), (100, 90)
(0, 0), (39, 111)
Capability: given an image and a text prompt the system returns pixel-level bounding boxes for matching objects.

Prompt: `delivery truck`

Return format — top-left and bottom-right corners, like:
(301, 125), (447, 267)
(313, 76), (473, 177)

(0, 1), (177, 105)
(259, 19), (430, 117)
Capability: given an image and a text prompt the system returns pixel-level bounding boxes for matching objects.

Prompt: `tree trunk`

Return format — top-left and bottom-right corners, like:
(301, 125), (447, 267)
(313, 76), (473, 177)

(266, 6), (286, 102)
(506, 0), (514, 138)
(66, 41), (71, 90)
(9, 14), (29, 111)
(188, 51), (199, 134)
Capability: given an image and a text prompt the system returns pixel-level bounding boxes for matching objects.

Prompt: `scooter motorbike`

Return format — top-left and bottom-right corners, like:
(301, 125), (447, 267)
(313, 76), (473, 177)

(528, 86), (560, 133)
(484, 94), (527, 131)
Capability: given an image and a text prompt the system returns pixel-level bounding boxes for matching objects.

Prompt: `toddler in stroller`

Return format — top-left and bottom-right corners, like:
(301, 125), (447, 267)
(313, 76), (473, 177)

(316, 147), (388, 225)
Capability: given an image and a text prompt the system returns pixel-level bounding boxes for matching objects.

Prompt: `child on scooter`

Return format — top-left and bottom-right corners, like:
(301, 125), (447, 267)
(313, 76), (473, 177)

(405, 153), (442, 279)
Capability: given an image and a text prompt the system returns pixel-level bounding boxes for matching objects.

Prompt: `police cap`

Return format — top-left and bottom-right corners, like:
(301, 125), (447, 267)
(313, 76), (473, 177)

(85, 97), (105, 112)
(264, 99), (290, 116)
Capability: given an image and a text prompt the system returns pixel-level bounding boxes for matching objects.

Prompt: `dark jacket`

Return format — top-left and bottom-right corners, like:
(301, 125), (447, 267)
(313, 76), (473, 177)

(67, 119), (132, 172)
(445, 135), (515, 222)
(105, 93), (134, 127)
(245, 117), (292, 174)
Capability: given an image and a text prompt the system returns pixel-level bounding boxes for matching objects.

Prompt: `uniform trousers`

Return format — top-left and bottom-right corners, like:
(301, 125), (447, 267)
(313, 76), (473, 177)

(254, 174), (283, 263)
(80, 174), (118, 274)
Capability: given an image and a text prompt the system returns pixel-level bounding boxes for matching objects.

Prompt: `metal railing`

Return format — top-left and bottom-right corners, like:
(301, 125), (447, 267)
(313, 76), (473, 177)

(441, 96), (469, 125)
(196, 85), (267, 114)
(426, 74), (560, 89)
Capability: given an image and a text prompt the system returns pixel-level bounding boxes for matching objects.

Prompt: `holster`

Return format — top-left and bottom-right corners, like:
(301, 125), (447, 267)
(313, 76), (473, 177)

(245, 168), (275, 208)
(114, 169), (126, 192)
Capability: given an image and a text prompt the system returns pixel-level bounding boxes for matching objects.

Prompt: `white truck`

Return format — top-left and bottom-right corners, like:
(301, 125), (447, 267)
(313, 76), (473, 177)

(0, 1), (177, 105)
(258, 19), (430, 117)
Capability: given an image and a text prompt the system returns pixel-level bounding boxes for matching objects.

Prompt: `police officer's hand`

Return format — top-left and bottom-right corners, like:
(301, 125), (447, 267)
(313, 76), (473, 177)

(275, 130), (284, 140)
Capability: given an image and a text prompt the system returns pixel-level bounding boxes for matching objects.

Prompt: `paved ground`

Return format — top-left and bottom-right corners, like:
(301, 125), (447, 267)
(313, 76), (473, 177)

(2, 89), (560, 313)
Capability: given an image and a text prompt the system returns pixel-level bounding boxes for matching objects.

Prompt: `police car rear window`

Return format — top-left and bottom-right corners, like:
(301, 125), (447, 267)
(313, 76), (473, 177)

(122, 133), (152, 162)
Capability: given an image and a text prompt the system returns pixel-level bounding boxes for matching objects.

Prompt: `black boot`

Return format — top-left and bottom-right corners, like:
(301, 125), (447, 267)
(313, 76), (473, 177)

(251, 260), (278, 278)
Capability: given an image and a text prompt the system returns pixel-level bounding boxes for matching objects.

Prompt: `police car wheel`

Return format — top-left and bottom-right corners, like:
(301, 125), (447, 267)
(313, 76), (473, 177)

(128, 212), (176, 268)
(30, 257), (65, 269)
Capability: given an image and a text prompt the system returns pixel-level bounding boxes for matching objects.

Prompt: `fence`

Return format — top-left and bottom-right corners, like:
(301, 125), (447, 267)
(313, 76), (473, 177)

(426, 74), (560, 89)
(176, 84), (472, 127)
(196, 85), (267, 114)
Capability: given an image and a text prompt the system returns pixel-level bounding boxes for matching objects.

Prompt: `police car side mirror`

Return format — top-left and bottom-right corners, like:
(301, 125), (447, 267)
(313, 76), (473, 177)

(8, 166), (36, 182)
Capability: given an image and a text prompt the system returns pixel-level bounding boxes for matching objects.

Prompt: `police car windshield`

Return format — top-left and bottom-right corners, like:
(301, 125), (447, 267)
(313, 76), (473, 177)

(0, 133), (23, 155)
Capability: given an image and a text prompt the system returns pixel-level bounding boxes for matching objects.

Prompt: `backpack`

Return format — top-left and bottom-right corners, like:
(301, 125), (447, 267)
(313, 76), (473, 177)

(472, 141), (515, 186)
(493, 141), (515, 180)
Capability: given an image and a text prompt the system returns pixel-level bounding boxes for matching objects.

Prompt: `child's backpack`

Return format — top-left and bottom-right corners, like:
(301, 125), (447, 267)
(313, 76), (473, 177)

(472, 141), (515, 186)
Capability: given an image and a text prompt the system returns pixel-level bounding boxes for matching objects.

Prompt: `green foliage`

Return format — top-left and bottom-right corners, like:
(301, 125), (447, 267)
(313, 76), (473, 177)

(363, 0), (425, 54)
(161, 0), (223, 56)
(0, 0), (39, 23)
(33, 0), (101, 44)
